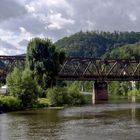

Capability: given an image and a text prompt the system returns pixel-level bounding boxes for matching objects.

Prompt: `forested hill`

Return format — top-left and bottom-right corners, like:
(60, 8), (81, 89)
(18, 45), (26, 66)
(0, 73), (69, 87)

(55, 31), (140, 58)
(104, 42), (140, 59)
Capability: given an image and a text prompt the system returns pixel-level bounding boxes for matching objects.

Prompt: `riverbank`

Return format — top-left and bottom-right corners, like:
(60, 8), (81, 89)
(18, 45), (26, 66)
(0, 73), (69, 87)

(0, 94), (90, 113)
(2, 93), (139, 113)
(0, 96), (49, 113)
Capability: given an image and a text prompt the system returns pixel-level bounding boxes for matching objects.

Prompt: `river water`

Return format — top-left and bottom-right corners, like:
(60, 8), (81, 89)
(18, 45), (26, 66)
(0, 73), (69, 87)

(1, 100), (140, 140)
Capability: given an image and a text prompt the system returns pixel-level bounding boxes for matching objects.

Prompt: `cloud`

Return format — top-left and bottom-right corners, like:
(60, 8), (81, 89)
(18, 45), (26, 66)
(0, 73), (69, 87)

(1, 0), (140, 55)
(47, 13), (75, 30)
(0, 39), (23, 55)
(0, 0), (27, 22)
(18, 39), (29, 46)
(128, 14), (137, 22)
(25, 5), (35, 13)
(0, 28), (27, 55)
(25, 0), (74, 16)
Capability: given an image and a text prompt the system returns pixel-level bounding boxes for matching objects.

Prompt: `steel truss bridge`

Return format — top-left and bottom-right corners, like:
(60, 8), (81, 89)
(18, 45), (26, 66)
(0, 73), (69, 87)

(58, 57), (140, 81)
(0, 55), (140, 81)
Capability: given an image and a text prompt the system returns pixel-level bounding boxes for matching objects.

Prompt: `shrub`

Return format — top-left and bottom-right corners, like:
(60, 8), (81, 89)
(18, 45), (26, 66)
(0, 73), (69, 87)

(7, 68), (39, 107)
(128, 90), (140, 96)
(36, 98), (49, 107)
(47, 87), (86, 106)
(67, 87), (86, 105)
(0, 96), (21, 112)
(47, 87), (68, 106)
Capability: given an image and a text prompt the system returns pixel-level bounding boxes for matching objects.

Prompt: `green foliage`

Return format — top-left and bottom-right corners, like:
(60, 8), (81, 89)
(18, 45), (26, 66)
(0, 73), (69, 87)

(55, 31), (140, 57)
(36, 98), (49, 107)
(47, 87), (85, 106)
(0, 96), (21, 112)
(108, 81), (129, 96)
(67, 86), (86, 105)
(6, 67), (22, 96)
(104, 42), (140, 59)
(6, 68), (39, 107)
(66, 81), (93, 92)
(19, 68), (39, 107)
(47, 87), (68, 106)
(26, 38), (65, 90)
(128, 90), (140, 96)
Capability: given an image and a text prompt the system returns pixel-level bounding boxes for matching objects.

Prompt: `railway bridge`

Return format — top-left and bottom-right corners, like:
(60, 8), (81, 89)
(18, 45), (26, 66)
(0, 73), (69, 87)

(1, 55), (140, 103)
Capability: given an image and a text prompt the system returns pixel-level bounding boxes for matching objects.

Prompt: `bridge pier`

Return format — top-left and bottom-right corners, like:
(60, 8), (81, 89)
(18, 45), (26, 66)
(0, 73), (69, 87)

(92, 81), (108, 104)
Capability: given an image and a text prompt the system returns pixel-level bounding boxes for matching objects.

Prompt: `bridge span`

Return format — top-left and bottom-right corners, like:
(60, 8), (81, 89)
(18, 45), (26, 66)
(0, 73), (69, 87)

(0, 55), (140, 81)
(58, 57), (140, 81)
(0, 55), (140, 103)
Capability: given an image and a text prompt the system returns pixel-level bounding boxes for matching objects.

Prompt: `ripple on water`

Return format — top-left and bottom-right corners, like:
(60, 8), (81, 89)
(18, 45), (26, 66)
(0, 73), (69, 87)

(1, 103), (140, 140)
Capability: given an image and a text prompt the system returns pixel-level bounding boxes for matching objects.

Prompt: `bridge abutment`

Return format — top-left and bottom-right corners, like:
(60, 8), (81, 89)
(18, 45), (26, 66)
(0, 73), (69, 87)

(92, 81), (108, 104)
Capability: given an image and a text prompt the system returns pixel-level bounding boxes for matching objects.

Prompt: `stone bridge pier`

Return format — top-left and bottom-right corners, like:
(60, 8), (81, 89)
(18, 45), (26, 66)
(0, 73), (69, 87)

(92, 81), (108, 104)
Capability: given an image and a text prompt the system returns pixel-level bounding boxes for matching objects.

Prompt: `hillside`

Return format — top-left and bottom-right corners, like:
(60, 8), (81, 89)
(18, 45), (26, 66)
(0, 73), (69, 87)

(104, 42), (140, 59)
(55, 31), (140, 58)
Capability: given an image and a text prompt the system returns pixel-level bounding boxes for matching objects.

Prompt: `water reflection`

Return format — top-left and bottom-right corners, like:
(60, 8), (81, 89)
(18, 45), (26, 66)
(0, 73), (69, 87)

(0, 109), (62, 140)
(131, 103), (136, 123)
(1, 101), (140, 140)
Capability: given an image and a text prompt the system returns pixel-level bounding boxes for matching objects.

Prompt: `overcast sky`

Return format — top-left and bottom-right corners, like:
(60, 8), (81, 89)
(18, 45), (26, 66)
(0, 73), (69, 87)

(0, 0), (140, 55)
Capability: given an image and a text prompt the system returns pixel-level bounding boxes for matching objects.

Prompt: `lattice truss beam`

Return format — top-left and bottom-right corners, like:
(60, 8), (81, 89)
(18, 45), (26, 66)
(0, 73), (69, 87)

(0, 55), (25, 80)
(58, 58), (140, 81)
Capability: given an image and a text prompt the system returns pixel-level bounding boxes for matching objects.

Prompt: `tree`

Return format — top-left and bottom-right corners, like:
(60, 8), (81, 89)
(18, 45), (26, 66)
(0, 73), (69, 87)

(6, 68), (39, 107)
(26, 38), (65, 90)
(108, 81), (129, 96)
(20, 68), (39, 107)
(6, 67), (22, 96)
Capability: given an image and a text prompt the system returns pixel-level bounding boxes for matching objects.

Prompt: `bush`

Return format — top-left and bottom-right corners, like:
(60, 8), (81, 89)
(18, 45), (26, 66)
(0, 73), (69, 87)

(67, 87), (86, 105)
(0, 96), (21, 112)
(47, 87), (68, 106)
(36, 98), (49, 107)
(128, 90), (140, 96)
(7, 68), (39, 107)
(47, 87), (86, 106)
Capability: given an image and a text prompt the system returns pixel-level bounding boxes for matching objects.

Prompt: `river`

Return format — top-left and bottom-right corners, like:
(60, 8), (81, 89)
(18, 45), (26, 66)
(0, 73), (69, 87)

(1, 100), (140, 140)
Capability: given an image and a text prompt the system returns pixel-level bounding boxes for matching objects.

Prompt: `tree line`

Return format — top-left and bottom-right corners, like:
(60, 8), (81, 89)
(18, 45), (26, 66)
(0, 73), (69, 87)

(55, 31), (140, 58)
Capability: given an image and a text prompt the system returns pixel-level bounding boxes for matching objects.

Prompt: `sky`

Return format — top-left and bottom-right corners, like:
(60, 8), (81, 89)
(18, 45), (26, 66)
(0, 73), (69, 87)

(0, 0), (140, 55)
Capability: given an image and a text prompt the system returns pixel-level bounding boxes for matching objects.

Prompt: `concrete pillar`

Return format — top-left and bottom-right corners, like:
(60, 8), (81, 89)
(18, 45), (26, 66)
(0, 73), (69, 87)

(92, 81), (108, 104)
